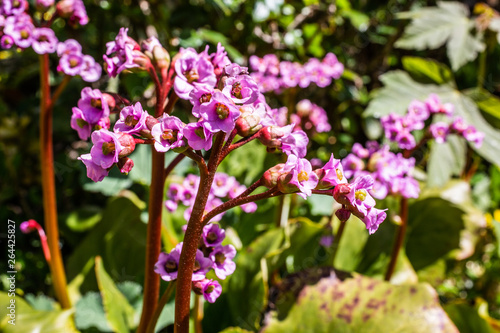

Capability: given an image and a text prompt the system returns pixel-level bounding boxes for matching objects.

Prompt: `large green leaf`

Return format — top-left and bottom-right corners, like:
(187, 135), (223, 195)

(463, 88), (500, 129)
(0, 292), (79, 332)
(427, 135), (467, 188)
(395, 1), (484, 70)
(364, 70), (500, 167)
(406, 197), (465, 270)
(74, 291), (111, 332)
(261, 272), (458, 332)
(402, 56), (454, 85)
(67, 194), (147, 292)
(95, 256), (136, 333)
(226, 228), (285, 330)
(444, 301), (500, 333)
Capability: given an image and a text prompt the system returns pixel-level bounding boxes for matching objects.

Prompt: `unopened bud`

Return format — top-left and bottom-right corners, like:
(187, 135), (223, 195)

(333, 183), (351, 206)
(277, 172), (299, 194)
(258, 126), (285, 148)
(132, 50), (151, 70)
(102, 93), (116, 111)
(235, 111), (262, 137)
(335, 208), (351, 222)
(117, 157), (134, 174)
(262, 163), (285, 188)
(152, 45), (170, 70)
(117, 133), (136, 157)
(145, 115), (159, 130)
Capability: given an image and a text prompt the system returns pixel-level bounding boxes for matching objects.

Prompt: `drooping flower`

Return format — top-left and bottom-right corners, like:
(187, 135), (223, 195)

(210, 244), (236, 280)
(114, 102), (149, 135)
(151, 115), (186, 152)
(70, 107), (92, 140)
(202, 224), (225, 248)
(154, 244), (182, 281)
(317, 154), (348, 188)
(78, 153), (109, 182)
(90, 129), (123, 169)
(192, 249), (213, 281)
(279, 154), (318, 199)
(193, 279), (222, 303)
(182, 121), (214, 151)
(77, 87), (110, 125)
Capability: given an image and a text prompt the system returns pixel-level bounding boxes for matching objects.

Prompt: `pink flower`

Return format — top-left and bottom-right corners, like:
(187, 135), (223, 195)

(31, 28), (58, 54)
(199, 91), (240, 133)
(151, 115), (186, 152)
(174, 47), (217, 99)
(193, 279), (222, 303)
(281, 154), (319, 199)
(429, 122), (449, 144)
(78, 153), (109, 182)
(210, 244), (236, 280)
(114, 102), (148, 135)
(90, 129), (123, 169)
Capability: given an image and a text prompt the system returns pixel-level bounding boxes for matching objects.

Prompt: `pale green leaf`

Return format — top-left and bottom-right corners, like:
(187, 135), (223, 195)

(427, 135), (467, 188)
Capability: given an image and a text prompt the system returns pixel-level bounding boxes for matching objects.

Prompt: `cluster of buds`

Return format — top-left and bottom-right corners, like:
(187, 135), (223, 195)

(154, 224), (236, 303)
(249, 53), (344, 93)
(381, 94), (484, 150)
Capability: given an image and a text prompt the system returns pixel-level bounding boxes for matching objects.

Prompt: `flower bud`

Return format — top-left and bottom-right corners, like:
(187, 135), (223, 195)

(235, 111), (262, 137)
(117, 157), (134, 174)
(262, 163), (285, 188)
(145, 115), (159, 131)
(102, 93), (116, 111)
(277, 172), (299, 194)
(132, 50), (151, 71)
(335, 208), (351, 222)
(117, 133), (136, 157)
(258, 126), (285, 148)
(152, 45), (170, 70)
(313, 169), (329, 189)
(333, 183), (351, 206)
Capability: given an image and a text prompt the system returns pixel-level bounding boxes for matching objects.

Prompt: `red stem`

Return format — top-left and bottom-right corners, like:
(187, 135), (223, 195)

(39, 54), (71, 308)
(174, 133), (225, 333)
(137, 148), (166, 333)
(385, 197), (409, 281)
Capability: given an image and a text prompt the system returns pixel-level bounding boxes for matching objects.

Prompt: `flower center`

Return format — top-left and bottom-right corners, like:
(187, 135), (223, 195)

(184, 68), (199, 83)
(215, 103), (229, 120)
(215, 252), (226, 264)
(102, 141), (116, 156)
(206, 231), (218, 244)
(76, 118), (88, 128)
(20, 29), (29, 39)
(199, 93), (211, 104)
(335, 168), (343, 181)
(69, 57), (80, 68)
(205, 284), (215, 293)
(90, 98), (102, 109)
(194, 127), (205, 139)
(355, 189), (367, 201)
(38, 35), (49, 42)
(125, 115), (138, 127)
(231, 82), (243, 99)
(298, 170), (309, 182)
(165, 259), (177, 273)
(161, 129), (177, 143)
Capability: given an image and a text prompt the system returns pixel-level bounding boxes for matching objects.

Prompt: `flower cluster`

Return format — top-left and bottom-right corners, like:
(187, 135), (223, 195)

(342, 142), (420, 200)
(165, 172), (257, 221)
(103, 27), (144, 78)
(0, 0), (100, 82)
(291, 99), (331, 134)
(381, 94), (484, 150)
(154, 224), (236, 303)
(70, 87), (112, 141)
(249, 53), (344, 93)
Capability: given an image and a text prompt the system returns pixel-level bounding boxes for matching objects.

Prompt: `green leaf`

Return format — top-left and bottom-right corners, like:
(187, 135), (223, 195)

(402, 56), (454, 85)
(406, 198), (465, 270)
(427, 135), (467, 187)
(196, 29), (244, 64)
(395, 1), (484, 70)
(218, 328), (254, 333)
(66, 205), (102, 232)
(74, 292), (111, 332)
(463, 88), (500, 129)
(24, 294), (57, 311)
(0, 292), (79, 332)
(95, 256), (136, 333)
(261, 272), (458, 332)
(444, 301), (499, 333)
(227, 228), (285, 330)
(83, 176), (133, 196)
(218, 140), (269, 185)
(308, 194), (335, 216)
(67, 195), (147, 292)
(364, 70), (500, 167)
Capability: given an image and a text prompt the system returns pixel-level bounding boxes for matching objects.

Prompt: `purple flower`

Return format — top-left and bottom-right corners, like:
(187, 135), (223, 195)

(202, 224), (225, 248)
(224, 63), (248, 77)
(450, 116), (468, 134)
(322, 52), (344, 79)
(151, 115), (186, 152)
(6, 19), (34, 49)
(174, 47), (217, 100)
(56, 0), (88, 26)
(192, 249), (213, 281)
(193, 279), (222, 303)
(281, 154), (319, 199)
(70, 107), (92, 140)
(425, 94), (454, 115)
(222, 75), (259, 105)
(407, 100), (430, 122)
(189, 83), (214, 117)
(429, 122), (449, 144)
(362, 208), (387, 235)
(318, 154), (348, 188)
(210, 43), (231, 75)
(210, 244), (236, 280)
(90, 129), (123, 169)
(2, 0), (28, 16)
(58, 52), (84, 76)
(154, 244), (181, 281)
(80, 55), (102, 82)
(1, 35), (15, 49)
(346, 175), (376, 217)
(211, 173), (236, 198)
(199, 91), (240, 133)
(391, 177), (420, 199)
(342, 154), (365, 179)
(352, 143), (369, 159)
(280, 125), (309, 158)
(463, 125), (484, 148)
(396, 130), (416, 150)
(57, 39), (82, 56)
(103, 27), (140, 77)
(114, 102), (148, 135)
(77, 87), (110, 125)
(31, 28), (58, 54)
(78, 153), (109, 182)
(183, 121), (214, 151)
